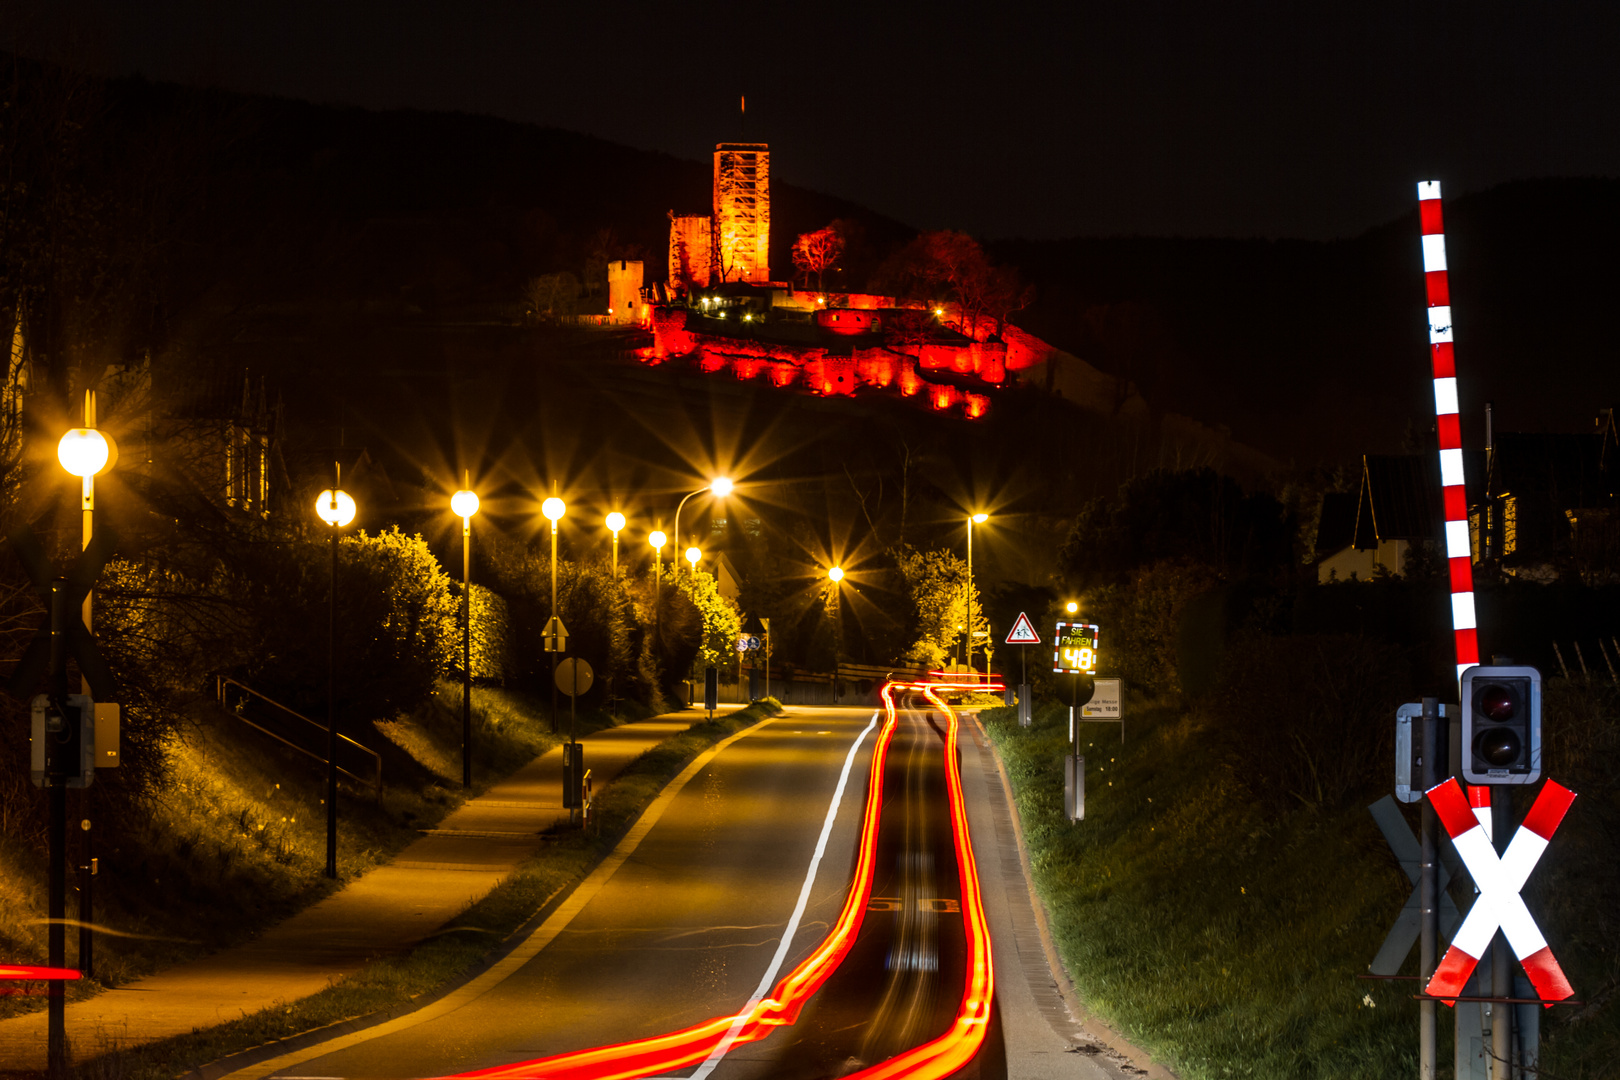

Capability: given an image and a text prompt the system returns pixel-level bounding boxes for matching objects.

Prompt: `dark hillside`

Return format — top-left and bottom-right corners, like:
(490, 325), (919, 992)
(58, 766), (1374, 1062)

(995, 178), (1620, 463)
(93, 73), (915, 314)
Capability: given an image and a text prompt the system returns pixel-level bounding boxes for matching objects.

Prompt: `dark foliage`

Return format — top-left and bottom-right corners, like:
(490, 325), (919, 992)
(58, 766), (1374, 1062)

(1061, 468), (1293, 591)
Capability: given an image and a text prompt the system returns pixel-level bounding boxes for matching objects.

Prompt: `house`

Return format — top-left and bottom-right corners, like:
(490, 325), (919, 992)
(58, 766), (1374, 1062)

(1316, 453), (1484, 583)
(1472, 410), (1619, 581)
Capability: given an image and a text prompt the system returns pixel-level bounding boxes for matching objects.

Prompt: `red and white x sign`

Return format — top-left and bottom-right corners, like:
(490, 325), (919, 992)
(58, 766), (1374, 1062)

(1425, 777), (1576, 1005)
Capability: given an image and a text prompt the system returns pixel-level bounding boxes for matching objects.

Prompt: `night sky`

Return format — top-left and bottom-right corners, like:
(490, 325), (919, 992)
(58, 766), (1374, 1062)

(12, 0), (1619, 240)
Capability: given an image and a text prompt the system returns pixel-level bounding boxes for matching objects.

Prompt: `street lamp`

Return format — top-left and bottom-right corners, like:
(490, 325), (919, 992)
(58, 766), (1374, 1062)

(542, 493), (566, 733)
(315, 474), (357, 880)
(683, 544), (703, 704)
(672, 477), (733, 567)
(48, 393), (113, 1063)
(827, 566), (845, 702)
(452, 479), (479, 788)
(1066, 601), (1079, 615)
(649, 527), (667, 668)
(966, 512), (988, 678)
(605, 511), (626, 575)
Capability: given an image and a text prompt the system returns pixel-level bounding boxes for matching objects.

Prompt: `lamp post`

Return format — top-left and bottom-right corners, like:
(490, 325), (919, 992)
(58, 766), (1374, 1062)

(672, 477), (732, 571)
(52, 393), (111, 1067)
(314, 474), (357, 879)
(542, 492), (566, 734)
(452, 479), (479, 788)
(606, 511), (626, 576)
(966, 512), (988, 679)
(649, 528), (666, 682)
(1065, 600), (1081, 749)
(685, 545), (701, 704)
(827, 566), (845, 702)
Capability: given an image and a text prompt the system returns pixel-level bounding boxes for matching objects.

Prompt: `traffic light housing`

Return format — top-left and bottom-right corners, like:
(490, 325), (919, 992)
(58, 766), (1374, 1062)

(1460, 665), (1541, 785)
(30, 693), (96, 788)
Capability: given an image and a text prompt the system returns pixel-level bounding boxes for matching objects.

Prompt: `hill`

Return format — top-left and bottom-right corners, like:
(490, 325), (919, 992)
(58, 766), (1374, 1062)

(994, 177), (1620, 463)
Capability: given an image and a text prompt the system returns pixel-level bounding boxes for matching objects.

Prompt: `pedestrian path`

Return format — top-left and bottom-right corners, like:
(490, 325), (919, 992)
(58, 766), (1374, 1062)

(0, 710), (710, 1072)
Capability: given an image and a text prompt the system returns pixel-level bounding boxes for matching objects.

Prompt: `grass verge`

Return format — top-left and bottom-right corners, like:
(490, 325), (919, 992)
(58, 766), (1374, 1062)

(0, 682), (635, 1024)
(73, 698), (784, 1080)
(979, 698), (1416, 1080)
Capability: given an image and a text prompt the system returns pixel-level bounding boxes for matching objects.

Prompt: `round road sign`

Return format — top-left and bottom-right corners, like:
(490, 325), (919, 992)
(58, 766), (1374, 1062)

(555, 657), (594, 696)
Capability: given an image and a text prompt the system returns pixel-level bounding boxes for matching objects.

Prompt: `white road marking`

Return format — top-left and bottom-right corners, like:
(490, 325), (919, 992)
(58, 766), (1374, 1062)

(685, 711), (881, 1080)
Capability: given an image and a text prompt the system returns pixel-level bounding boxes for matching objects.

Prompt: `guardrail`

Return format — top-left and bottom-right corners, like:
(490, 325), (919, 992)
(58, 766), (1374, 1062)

(214, 676), (383, 795)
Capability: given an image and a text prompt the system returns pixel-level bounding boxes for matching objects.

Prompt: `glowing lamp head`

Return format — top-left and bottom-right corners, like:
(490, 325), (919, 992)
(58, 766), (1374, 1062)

(451, 489), (480, 519)
(541, 496), (566, 522)
(606, 511), (626, 534)
(685, 546), (701, 567)
(971, 512), (989, 524)
(1066, 601), (1079, 614)
(709, 476), (735, 497)
(828, 566), (845, 582)
(933, 307), (945, 317)
(649, 530), (667, 550)
(58, 428), (109, 478)
(315, 489), (357, 527)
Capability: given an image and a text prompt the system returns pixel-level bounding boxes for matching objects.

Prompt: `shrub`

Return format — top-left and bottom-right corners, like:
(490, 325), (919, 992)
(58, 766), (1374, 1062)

(1200, 633), (1410, 812)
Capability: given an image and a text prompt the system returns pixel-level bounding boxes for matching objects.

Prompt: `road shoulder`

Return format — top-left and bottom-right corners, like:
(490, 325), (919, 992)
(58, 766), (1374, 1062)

(960, 711), (1177, 1080)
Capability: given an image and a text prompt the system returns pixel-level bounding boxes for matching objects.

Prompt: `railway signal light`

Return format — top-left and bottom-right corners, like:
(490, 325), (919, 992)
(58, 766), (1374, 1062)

(1460, 665), (1541, 785)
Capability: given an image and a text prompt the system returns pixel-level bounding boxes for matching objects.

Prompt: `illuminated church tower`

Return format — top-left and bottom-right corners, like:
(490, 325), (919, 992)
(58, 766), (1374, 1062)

(712, 143), (770, 284)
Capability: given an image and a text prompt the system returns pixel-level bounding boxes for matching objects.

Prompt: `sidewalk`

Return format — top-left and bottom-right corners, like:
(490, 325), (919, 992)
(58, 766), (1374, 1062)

(0, 710), (710, 1073)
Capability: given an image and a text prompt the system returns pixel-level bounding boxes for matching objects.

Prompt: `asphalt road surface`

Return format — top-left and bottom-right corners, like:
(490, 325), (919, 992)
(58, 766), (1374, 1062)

(261, 699), (1001, 1080)
(253, 703), (970, 1079)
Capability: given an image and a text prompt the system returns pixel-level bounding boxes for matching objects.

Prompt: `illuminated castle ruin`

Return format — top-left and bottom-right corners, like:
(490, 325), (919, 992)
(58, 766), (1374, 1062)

(639, 136), (1052, 420)
(668, 213), (712, 291)
(712, 143), (770, 284)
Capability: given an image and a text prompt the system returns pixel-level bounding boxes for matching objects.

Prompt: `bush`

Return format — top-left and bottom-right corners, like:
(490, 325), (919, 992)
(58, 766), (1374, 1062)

(1200, 633), (1410, 812)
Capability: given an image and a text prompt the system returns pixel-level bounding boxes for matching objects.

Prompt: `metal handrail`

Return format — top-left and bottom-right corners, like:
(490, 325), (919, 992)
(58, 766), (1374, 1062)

(214, 676), (383, 794)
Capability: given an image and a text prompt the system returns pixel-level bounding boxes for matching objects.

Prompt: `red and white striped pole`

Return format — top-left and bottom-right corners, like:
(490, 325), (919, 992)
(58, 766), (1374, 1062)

(1418, 181), (1479, 682)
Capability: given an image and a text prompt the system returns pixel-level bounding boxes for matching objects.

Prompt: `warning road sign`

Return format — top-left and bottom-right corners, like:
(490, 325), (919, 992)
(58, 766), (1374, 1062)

(542, 616), (569, 653)
(1005, 612), (1041, 645)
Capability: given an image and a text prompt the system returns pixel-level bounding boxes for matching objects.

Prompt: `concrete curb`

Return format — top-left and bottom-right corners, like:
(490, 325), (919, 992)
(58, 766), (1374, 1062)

(179, 704), (779, 1080)
(970, 712), (1180, 1080)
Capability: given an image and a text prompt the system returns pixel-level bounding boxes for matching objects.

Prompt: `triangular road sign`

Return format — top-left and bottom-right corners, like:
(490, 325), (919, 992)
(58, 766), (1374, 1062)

(1005, 612), (1041, 645)
(542, 616), (570, 653)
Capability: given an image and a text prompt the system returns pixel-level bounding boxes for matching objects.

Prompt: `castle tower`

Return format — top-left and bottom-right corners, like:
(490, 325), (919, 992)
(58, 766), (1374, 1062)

(607, 259), (645, 324)
(668, 214), (712, 292)
(713, 143), (770, 284)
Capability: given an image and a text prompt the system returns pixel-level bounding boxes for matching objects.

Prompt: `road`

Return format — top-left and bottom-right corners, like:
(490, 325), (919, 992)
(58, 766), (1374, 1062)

(244, 695), (1010, 1080)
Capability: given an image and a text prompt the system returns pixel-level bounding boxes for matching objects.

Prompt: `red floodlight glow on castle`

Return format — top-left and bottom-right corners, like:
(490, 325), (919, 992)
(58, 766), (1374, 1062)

(1418, 181), (1480, 682)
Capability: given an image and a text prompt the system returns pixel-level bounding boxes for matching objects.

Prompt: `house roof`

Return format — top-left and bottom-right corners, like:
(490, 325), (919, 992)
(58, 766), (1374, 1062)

(1314, 491), (1357, 557)
(1485, 432), (1616, 507)
(1352, 452), (1487, 548)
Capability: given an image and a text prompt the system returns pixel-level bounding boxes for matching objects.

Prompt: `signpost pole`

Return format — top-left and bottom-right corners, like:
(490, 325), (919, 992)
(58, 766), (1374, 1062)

(1419, 695), (1442, 1080)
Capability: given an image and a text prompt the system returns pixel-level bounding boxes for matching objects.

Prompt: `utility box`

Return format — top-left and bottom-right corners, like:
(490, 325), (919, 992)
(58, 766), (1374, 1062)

(31, 693), (98, 788)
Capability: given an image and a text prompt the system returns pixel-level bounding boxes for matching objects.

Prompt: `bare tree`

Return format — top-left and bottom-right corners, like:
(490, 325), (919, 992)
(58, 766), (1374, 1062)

(792, 225), (845, 292)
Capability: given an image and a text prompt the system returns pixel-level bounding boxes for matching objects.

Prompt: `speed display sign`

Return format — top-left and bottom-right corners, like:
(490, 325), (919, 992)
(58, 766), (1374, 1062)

(1053, 622), (1100, 674)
